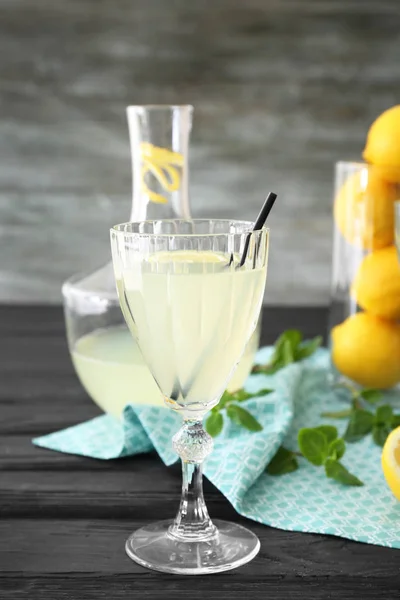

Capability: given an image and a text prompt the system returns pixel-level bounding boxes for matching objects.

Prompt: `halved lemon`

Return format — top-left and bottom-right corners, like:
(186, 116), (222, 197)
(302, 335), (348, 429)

(382, 426), (400, 500)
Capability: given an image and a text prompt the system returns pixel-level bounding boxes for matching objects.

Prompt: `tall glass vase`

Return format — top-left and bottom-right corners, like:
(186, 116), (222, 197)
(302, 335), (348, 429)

(329, 161), (400, 391)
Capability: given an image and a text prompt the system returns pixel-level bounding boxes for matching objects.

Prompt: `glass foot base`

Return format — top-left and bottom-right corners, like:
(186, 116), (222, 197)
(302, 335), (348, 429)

(125, 519), (260, 575)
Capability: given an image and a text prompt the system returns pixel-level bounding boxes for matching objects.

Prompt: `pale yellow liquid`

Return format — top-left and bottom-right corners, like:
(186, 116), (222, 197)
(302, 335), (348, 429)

(72, 326), (163, 418)
(121, 250), (266, 414)
(72, 322), (260, 418)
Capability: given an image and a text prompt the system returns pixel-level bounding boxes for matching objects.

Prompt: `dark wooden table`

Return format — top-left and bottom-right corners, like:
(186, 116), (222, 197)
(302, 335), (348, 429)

(1, 305), (399, 599)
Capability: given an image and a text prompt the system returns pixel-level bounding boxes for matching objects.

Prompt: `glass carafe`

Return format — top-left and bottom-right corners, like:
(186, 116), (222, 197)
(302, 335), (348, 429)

(62, 105), (261, 418)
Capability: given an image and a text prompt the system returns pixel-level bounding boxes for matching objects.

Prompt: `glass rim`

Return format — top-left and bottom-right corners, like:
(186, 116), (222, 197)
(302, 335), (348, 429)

(335, 159), (400, 171)
(335, 160), (369, 169)
(110, 218), (269, 239)
(61, 269), (120, 302)
(62, 271), (86, 293)
(126, 104), (194, 111)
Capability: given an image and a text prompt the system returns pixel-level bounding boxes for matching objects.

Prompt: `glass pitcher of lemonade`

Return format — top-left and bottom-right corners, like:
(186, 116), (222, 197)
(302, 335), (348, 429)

(62, 105), (261, 418)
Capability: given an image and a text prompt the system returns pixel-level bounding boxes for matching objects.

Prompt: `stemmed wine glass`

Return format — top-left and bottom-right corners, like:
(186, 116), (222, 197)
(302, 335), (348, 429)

(110, 218), (269, 575)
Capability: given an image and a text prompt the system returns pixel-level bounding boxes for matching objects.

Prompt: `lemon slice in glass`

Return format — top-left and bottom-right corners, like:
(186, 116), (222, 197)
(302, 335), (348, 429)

(148, 250), (228, 264)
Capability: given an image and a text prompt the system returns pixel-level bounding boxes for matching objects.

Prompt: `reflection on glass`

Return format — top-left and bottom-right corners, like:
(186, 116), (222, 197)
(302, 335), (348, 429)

(395, 201), (400, 262)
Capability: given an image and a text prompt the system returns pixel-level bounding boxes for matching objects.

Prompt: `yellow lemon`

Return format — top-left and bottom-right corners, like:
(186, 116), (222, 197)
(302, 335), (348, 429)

(334, 168), (398, 250)
(363, 105), (400, 182)
(140, 143), (184, 204)
(351, 246), (400, 320)
(331, 312), (400, 389)
(382, 426), (400, 501)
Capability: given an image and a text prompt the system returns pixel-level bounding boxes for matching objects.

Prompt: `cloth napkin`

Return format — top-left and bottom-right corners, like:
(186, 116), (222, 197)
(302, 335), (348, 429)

(33, 347), (400, 549)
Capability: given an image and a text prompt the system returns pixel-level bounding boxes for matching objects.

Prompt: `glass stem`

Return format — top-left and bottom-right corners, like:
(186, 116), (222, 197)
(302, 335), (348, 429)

(169, 419), (217, 541)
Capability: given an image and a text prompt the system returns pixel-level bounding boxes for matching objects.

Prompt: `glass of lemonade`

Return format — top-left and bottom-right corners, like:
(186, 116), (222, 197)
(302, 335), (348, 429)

(110, 218), (269, 574)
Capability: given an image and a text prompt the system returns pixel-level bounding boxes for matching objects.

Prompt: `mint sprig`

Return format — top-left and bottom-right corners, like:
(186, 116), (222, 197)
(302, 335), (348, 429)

(268, 379), (400, 487)
(267, 446), (299, 475)
(252, 329), (322, 375)
(206, 327), (321, 439)
(205, 411), (223, 437)
(324, 382), (400, 447)
(320, 408), (352, 419)
(267, 426), (363, 487)
(298, 428), (327, 466)
(324, 459), (363, 487)
(227, 404), (263, 431)
(359, 389), (383, 404)
(206, 326), (400, 480)
(328, 437), (345, 460)
(205, 387), (272, 437)
(343, 409), (375, 442)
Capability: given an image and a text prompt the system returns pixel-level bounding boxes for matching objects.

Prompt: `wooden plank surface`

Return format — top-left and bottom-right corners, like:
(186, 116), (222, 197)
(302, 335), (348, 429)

(1, 305), (399, 600)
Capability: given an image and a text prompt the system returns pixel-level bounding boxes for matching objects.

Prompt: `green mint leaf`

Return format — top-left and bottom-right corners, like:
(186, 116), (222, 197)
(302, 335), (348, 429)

(281, 339), (294, 366)
(282, 329), (302, 350)
(391, 414), (400, 428)
(218, 391), (232, 409)
(252, 362), (283, 375)
(375, 404), (393, 425)
(372, 423), (392, 446)
(267, 446), (299, 475)
(360, 389), (383, 404)
(205, 411), (224, 437)
(325, 459), (364, 486)
(351, 397), (363, 411)
(298, 428), (328, 466)
(252, 388), (274, 398)
(231, 389), (252, 401)
(343, 409), (374, 443)
(226, 404), (241, 425)
(321, 409), (352, 419)
(294, 336), (323, 361)
(316, 425), (338, 444)
(275, 329), (302, 353)
(252, 330), (320, 375)
(272, 330), (300, 366)
(264, 363), (283, 374)
(269, 334), (286, 364)
(328, 438), (346, 460)
(233, 388), (274, 402)
(227, 404), (263, 432)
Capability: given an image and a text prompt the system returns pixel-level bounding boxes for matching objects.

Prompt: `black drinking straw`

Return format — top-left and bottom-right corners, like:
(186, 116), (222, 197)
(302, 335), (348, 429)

(238, 191), (277, 267)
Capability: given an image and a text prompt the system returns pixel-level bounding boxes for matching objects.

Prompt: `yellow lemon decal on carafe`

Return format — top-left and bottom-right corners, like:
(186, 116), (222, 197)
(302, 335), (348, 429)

(140, 142), (184, 204)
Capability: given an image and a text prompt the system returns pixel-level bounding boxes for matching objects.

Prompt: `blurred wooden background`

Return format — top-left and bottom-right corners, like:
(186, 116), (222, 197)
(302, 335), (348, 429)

(1, 0), (399, 304)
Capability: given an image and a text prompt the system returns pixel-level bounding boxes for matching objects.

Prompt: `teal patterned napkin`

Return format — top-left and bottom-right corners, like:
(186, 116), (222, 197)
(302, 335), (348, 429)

(33, 347), (400, 549)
